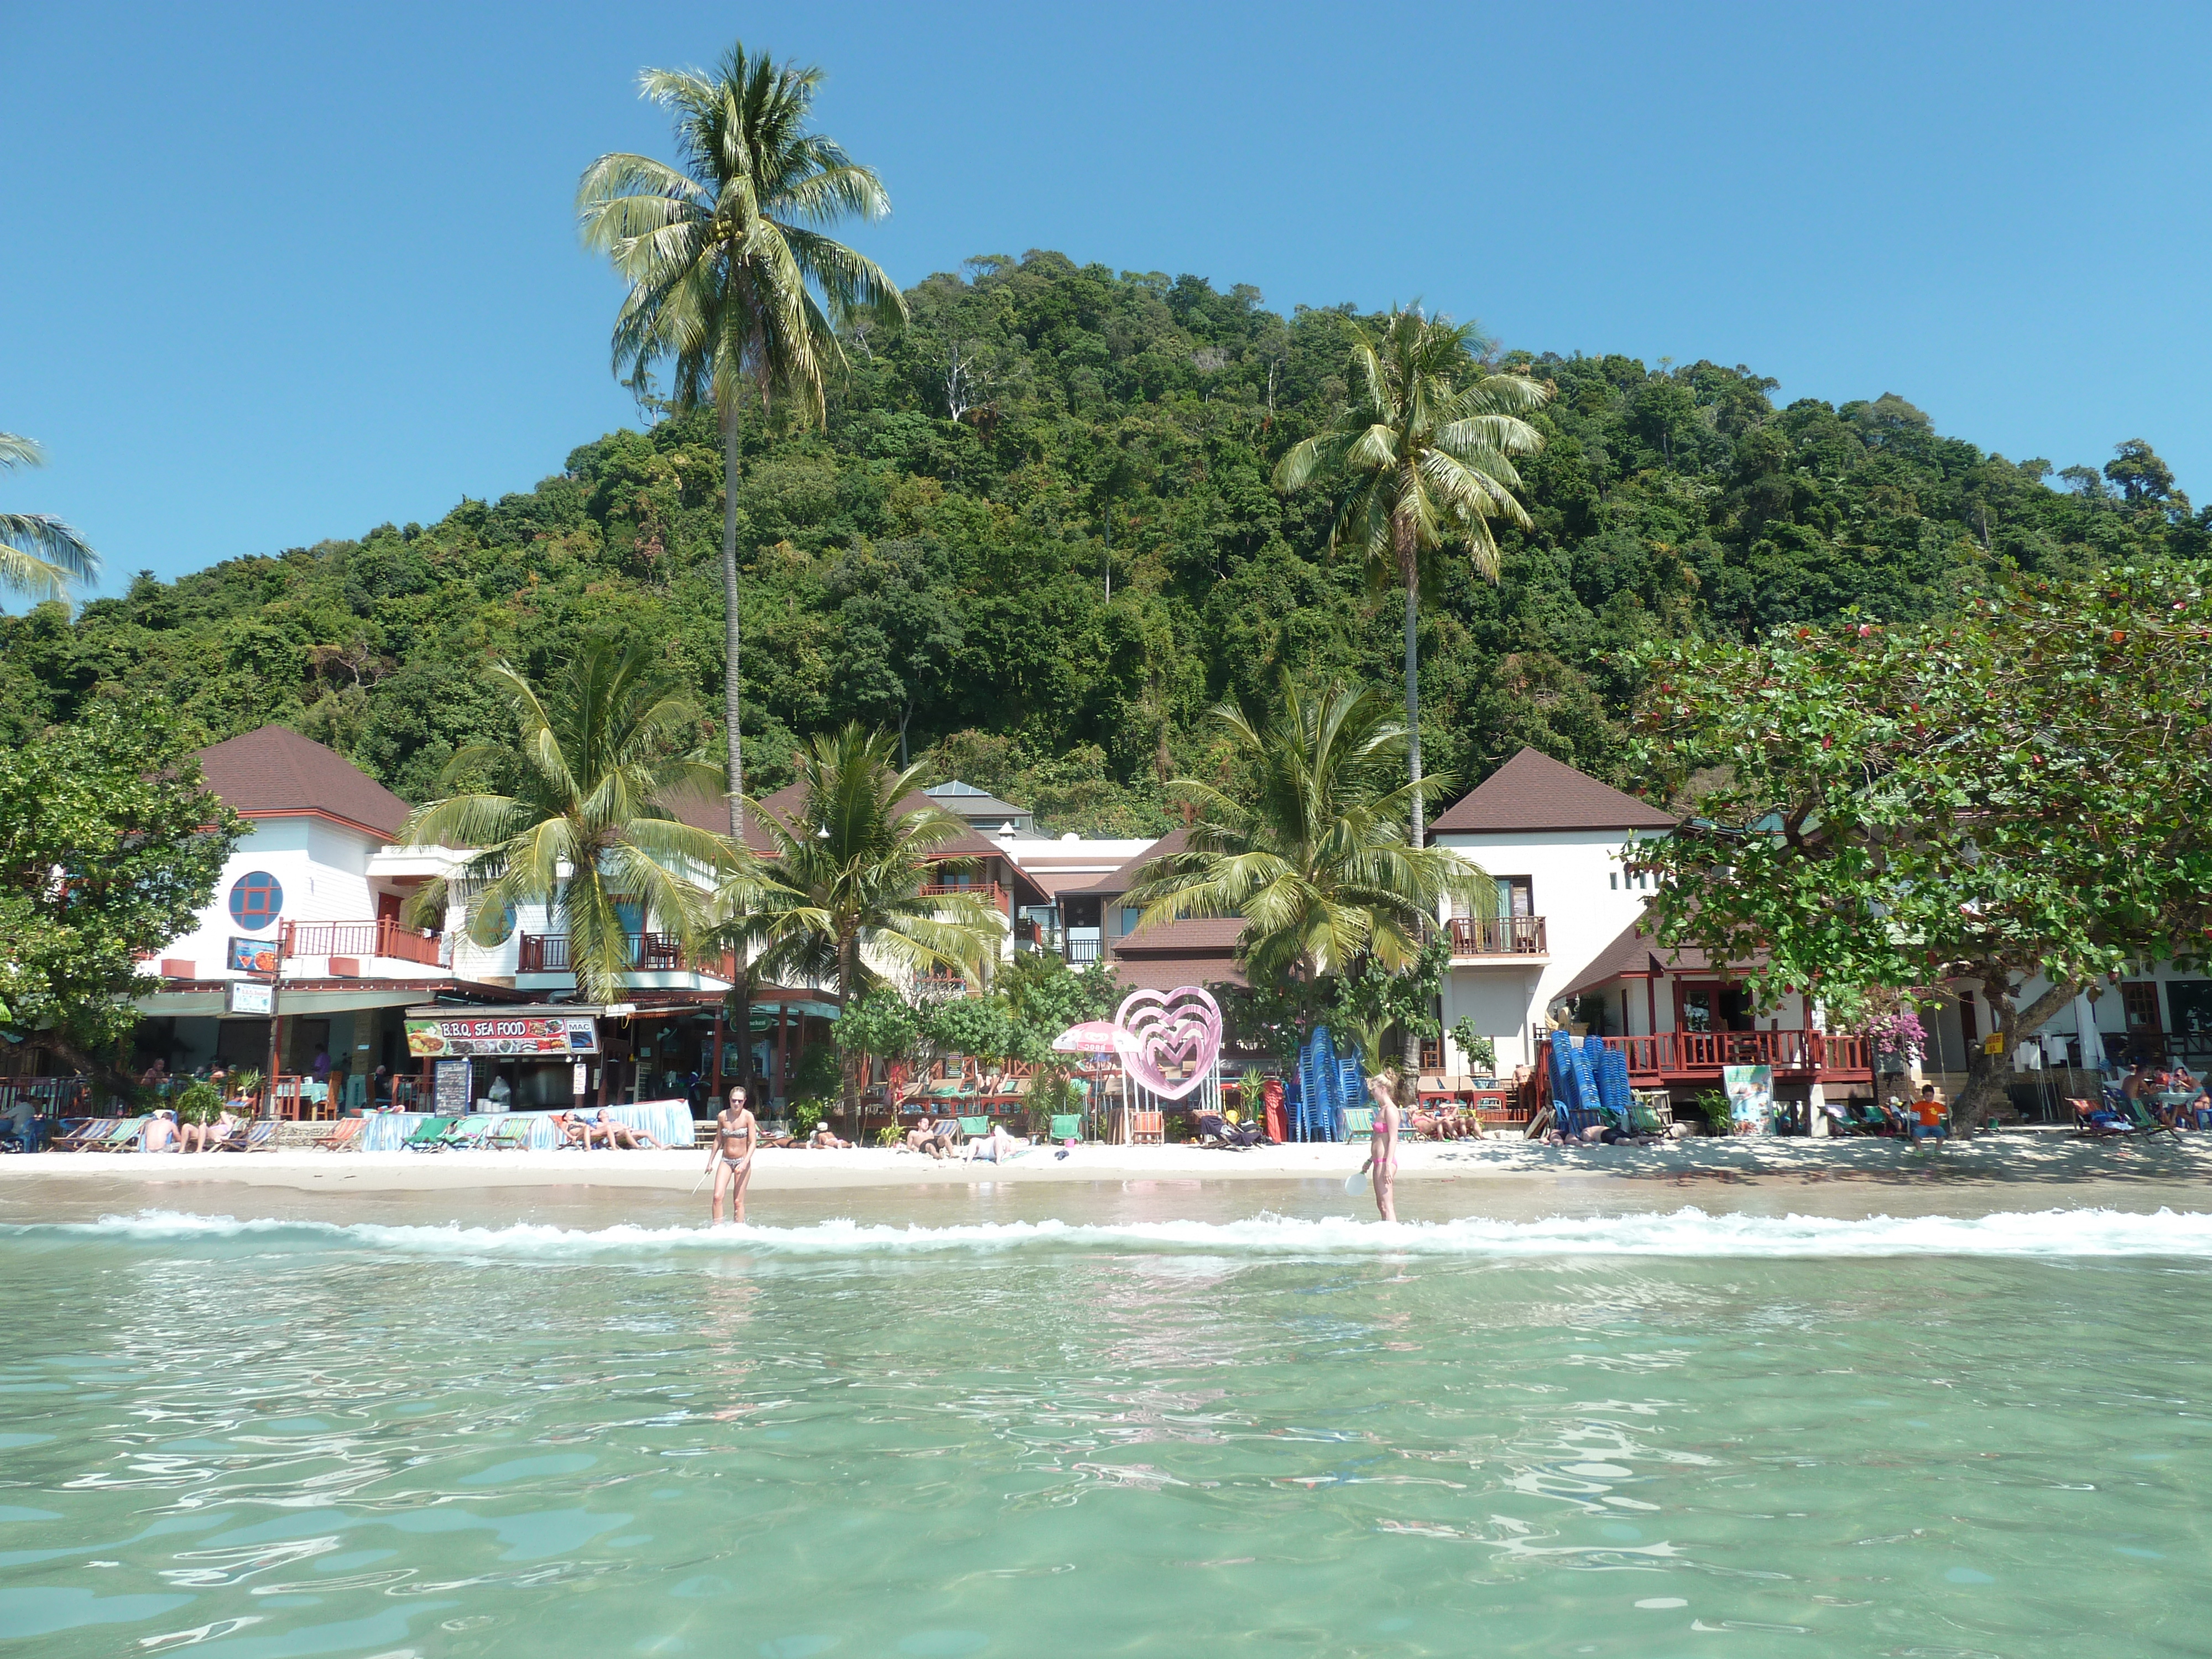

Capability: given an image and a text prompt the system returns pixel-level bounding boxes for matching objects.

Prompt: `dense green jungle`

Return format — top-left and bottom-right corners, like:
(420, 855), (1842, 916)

(4, 251), (2200, 831)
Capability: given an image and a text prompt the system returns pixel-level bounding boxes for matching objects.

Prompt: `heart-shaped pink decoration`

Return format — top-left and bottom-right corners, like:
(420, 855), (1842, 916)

(1112, 985), (1224, 1100)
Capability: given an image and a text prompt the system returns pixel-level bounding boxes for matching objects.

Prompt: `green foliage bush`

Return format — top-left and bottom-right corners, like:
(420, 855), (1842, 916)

(174, 1081), (223, 1125)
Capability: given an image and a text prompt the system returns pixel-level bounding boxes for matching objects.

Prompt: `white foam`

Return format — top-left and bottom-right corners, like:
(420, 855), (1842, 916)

(8, 1205), (2212, 1260)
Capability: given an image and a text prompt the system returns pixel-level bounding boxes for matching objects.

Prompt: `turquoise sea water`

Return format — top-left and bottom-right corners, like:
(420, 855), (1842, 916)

(2, 1182), (2210, 1657)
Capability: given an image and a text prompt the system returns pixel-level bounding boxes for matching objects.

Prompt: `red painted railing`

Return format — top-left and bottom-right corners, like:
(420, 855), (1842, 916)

(1604, 1030), (1873, 1079)
(282, 919), (450, 968)
(1447, 915), (1547, 956)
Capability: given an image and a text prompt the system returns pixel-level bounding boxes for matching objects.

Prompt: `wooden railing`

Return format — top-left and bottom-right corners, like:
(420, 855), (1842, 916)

(1604, 1030), (1874, 1079)
(1447, 915), (1547, 956)
(282, 919), (450, 968)
(920, 882), (1010, 914)
(515, 932), (742, 982)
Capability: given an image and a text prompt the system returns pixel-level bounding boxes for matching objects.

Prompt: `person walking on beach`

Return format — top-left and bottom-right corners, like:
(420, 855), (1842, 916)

(707, 1086), (758, 1225)
(1365, 1072), (1400, 1222)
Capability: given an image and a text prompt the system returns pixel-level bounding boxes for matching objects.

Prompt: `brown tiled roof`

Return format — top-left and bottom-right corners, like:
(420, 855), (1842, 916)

(1112, 916), (1246, 954)
(1064, 827), (1181, 898)
(1430, 747), (1676, 835)
(196, 726), (411, 839)
(1111, 954), (1249, 992)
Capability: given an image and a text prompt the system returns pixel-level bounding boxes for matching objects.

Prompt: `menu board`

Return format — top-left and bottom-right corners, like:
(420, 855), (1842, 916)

(406, 1015), (597, 1058)
(432, 1057), (472, 1115)
(228, 936), (279, 974)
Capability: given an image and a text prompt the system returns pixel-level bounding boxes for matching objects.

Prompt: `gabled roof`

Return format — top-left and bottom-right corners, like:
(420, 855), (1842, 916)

(196, 726), (411, 840)
(1430, 747), (1676, 836)
(1113, 916), (1245, 954)
(1063, 827), (1181, 898)
(1554, 909), (1749, 1001)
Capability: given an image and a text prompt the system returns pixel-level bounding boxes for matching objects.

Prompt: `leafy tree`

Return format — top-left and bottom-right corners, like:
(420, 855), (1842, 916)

(1130, 675), (1487, 1074)
(830, 987), (923, 1076)
(825, 539), (962, 761)
(0, 432), (100, 606)
(401, 640), (734, 1005)
(578, 40), (906, 833)
(0, 700), (240, 1099)
(725, 724), (1000, 1121)
(1274, 309), (1550, 843)
(1630, 563), (2212, 1129)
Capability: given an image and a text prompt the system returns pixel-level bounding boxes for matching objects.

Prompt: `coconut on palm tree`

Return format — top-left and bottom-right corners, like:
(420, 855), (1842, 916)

(401, 640), (738, 1006)
(721, 724), (1001, 1127)
(1272, 308), (1549, 847)
(1, 433), (100, 606)
(577, 41), (907, 837)
(1127, 675), (1490, 997)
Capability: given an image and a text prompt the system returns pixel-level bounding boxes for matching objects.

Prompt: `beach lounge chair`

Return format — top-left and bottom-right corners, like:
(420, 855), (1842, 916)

(240, 1120), (279, 1152)
(1126, 1108), (1164, 1145)
(1048, 1113), (1082, 1144)
(98, 1117), (155, 1152)
(1342, 1105), (1374, 1142)
(313, 1118), (363, 1152)
(402, 1115), (459, 1151)
(956, 1114), (990, 1144)
(1629, 1097), (1675, 1139)
(483, 1117), (533, 1151)
(439, 1117), (494, 1150)
(50, 1118), (113, 1152)
(2107, 1091), (2175, 1138)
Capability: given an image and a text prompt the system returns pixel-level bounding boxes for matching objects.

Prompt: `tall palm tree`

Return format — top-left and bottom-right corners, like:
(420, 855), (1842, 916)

(720, 724), (1000, 1124)
(401, 640), (737, 1006)
(1273, 308), (1550, 846)
(1, 433), (100, 606)
(577, 42), (907, 837)
(1127, 675), (1490, 992)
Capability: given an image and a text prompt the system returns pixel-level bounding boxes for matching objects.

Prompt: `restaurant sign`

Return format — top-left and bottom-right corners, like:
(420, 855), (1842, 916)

(406, 1015), (598, 1058)
(228, 936), (279, 974)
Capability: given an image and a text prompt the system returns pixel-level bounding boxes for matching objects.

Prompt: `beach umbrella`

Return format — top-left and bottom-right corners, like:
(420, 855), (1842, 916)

(1051, 1020), (1122, 1056)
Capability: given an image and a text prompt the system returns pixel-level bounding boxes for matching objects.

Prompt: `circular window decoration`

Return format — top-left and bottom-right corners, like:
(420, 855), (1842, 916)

(227, 871), (284, 931)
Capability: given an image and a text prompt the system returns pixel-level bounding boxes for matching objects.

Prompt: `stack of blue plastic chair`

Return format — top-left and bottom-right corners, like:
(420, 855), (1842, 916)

(1296, 1026), (1343, 1141)
(1586, 1034), (1633, 1126)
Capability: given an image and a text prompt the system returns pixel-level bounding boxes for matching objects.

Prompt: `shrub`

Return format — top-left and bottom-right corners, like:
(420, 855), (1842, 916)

(175, 1081), (223, 1124)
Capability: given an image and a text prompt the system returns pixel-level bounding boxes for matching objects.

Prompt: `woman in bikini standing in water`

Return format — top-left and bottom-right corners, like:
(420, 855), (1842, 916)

(707, 1085), (758, 1225)
(1365, 1071), (1400, 1222)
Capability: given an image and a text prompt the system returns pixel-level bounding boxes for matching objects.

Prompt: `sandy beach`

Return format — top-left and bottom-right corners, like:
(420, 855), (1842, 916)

(4, 1130), (2208, 1195)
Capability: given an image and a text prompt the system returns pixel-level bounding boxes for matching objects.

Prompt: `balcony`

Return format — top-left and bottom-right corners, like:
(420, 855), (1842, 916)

(281, 919), (452, 970)
(1447, 915), (1547, 957)
(920, 882), (1010, 915)
(1604, 1030), (1873, 1084)
(516, 932), (735, 980)
(1063, 935), (1103, 966)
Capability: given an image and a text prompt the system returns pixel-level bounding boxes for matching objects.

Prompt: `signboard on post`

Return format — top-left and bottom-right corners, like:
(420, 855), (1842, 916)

(1723, 1063), (1774, 1136)
(405, 1015), (598, 1059)
(228, 936), (279, 975)
(226, 978), (275, 1017)
(432, 1057), (472, 1115)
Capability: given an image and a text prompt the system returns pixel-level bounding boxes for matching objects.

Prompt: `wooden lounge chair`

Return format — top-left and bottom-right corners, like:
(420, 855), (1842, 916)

(956, 1114), (990, 1143)
(402, 1115), (459, 1151)
(2109, 1092), (2176, 1138)
(1048, 1113), (1082, 1144)
(1126, 1108), (1164, 1145)
(313, 1118), (363, 1151)
(97, 1117), (155, 1152)
(1342, 1105), (1374, 1142)
(1630, 1098), (1676, 1139)
(50, 1118), (113, 1152)
(439, 1117), (494, 1150)
(239, 1121), (279, 1152)
(483, 1117), (534, 1151)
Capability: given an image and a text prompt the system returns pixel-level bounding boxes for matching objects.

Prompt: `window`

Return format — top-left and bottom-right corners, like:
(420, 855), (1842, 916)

(1119, 906), (1142, 936)
(2121, 983), (2162, 1032)
(227, 871), (283, 931)
(1495, 877), (1534, 919)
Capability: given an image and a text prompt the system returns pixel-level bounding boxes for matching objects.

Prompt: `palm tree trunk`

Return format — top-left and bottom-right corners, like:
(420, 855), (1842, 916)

(721, 411), (745, 839)
(1397, 513), (1425, 1087)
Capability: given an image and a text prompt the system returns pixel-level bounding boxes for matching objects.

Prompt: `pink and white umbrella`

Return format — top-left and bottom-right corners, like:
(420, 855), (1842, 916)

(1050, 1020), (1123, 1057)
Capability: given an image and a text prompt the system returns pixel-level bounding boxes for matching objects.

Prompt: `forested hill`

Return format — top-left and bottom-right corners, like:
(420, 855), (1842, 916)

(4, 251), (2201, 831)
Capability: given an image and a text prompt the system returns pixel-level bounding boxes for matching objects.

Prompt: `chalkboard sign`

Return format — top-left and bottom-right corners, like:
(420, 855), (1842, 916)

(432, 1057), (472, 1115)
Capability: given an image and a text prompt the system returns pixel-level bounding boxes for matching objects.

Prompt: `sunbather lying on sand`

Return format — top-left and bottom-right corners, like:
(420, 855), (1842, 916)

(806, 1124), (852, 1149)
(176, 1109), (241, 1153)
(595, 1109), (665, 1150)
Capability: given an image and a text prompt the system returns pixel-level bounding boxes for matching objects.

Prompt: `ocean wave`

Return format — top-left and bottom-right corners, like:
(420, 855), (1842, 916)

(7, 1206), (2212, 1260)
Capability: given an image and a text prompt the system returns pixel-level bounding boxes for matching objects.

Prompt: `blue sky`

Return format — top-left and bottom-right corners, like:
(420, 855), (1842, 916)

(7, 1), (2208, 602)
